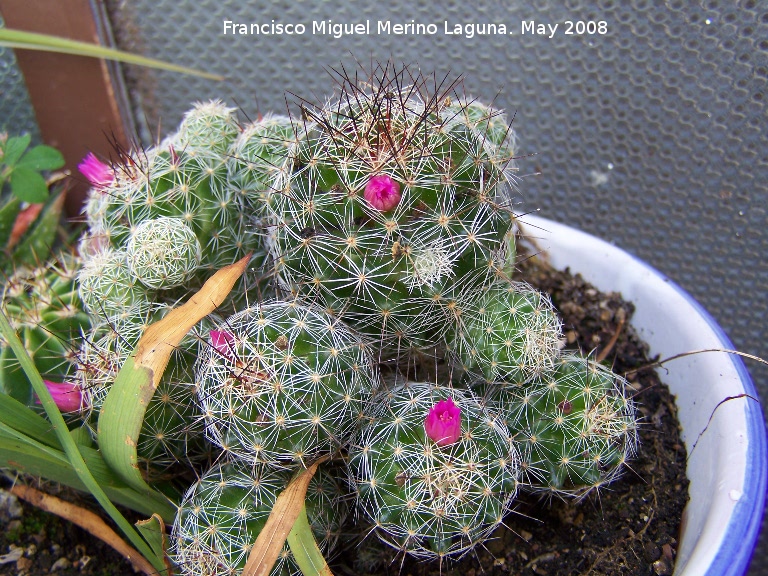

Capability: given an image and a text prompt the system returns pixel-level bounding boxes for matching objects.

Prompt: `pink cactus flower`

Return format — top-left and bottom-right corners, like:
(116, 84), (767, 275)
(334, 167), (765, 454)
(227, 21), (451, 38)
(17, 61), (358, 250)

(424, 397), (462, 446)
(78, 153), (113, 188)
(40, 380), (85, 413)
(210, 330), (236, 361)
(364, 174), (401, 212)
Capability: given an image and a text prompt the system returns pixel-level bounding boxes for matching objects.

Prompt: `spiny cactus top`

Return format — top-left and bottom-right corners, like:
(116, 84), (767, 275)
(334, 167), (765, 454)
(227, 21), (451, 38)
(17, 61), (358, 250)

(196, 300), (378, 467)
(270, 68), (518, 357)
(228, 114), (296, 219)
(349, 381), (517, 559)
(175, 100), (240, 154)
(447, 99), (518, 158)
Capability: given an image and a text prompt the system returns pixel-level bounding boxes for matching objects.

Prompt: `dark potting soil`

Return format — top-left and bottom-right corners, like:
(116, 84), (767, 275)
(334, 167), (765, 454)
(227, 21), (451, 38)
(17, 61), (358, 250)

(0, 257), (689, 576)
(0, 483), (139, 576)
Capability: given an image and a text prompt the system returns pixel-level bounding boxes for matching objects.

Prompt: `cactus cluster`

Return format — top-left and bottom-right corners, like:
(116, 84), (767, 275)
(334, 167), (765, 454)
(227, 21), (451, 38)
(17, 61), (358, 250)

(72, 102), (294, 475)
(0, 65), (642, 573)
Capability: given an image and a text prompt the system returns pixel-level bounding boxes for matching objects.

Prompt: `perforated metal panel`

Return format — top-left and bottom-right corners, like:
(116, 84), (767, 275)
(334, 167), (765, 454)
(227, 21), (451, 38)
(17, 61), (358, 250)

(0, 14), (41, 141)
(106, 1), (768, 572)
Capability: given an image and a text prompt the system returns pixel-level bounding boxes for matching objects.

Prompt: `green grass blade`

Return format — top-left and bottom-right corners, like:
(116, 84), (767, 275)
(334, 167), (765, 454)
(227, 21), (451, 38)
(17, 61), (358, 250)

(0, 436), (176, 521)
(0, 28), (223, 81)
(0, 310), (166, 572)
(0, 391), (61, 450)
(287, 505), (335, 576)
(0, 392), (178, 519)
(0, 419), (70, 462)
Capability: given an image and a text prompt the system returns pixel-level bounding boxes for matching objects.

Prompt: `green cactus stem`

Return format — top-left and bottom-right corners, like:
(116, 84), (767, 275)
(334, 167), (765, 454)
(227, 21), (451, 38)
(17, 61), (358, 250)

(196, 300), (377, 467)
(349, 380), (517, 559)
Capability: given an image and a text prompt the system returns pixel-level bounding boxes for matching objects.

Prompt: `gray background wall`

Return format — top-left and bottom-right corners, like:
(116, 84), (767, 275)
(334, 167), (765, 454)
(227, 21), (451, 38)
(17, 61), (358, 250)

(0, 13), (41, 141)
(5, 0), (768, 572)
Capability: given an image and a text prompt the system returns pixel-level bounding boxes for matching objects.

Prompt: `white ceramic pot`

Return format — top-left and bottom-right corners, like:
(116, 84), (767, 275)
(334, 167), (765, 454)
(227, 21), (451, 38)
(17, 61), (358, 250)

(524, 215), (766, 575)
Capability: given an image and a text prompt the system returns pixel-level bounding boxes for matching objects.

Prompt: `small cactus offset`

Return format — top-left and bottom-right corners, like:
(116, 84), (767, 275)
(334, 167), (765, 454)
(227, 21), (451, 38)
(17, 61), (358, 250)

(196, 300), (377, 467)
(77, 249), (150, 317)
(0, 64), (647, 575)
(349, 381), (517, 559)
(126, 216), (202, 289)
(498, 353), (638, 497)
(448, 279), (563, 384)
(446, 98), (518, 159)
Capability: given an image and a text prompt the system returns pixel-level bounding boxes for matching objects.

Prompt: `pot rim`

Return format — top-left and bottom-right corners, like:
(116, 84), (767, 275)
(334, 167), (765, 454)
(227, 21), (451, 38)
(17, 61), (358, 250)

(522, 214), (767, 576)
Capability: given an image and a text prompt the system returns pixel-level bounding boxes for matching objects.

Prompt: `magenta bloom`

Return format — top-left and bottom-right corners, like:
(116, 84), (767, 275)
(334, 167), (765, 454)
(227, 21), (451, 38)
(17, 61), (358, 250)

(364, 174), (401, 212)
(210, 330), (236, 361)
(41, 380), (85, 413)
(78, 153), (113, 188)
(424, 397), (462, 446)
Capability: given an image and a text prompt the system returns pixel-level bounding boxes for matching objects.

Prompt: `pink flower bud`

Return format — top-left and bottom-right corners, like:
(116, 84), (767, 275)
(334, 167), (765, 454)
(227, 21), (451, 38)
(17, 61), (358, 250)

(364, 174), (401, 212)
(78, 153), (113, 189)
(41, 380), (86, 413)
(424, 397), (462, 446)
(210, 330), (236, 361)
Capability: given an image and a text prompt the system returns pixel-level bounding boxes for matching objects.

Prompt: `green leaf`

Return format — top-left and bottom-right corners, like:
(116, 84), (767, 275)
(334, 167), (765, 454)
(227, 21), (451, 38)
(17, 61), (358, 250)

(2, 134), (31, 167)
(0, 436), (176, 521)
(0, 390), (57, 449)
(0, 310), (167, 571)
(135, 514), (170, 572)
(9, 166), (49, 203)
(0, 417), (68, 462)
(68, 425), (94, 448)
(287, 506), (335, 576)
(0, 196), (22, 250)
(0, 28), (223, 81)
(17, 145), (65, 171)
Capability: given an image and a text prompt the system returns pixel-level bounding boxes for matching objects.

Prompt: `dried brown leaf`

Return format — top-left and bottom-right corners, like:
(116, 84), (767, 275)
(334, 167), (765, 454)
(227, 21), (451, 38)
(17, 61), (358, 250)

(135, 254), (250, 389)
(242, 457), (328, 576)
